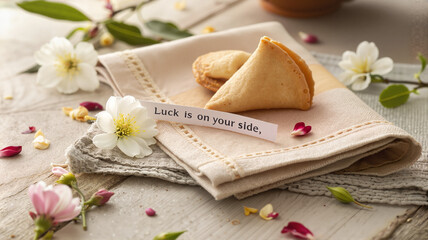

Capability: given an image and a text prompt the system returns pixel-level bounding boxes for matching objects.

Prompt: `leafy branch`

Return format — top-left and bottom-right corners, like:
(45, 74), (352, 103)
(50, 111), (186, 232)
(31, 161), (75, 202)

(17, 0), (193, 73)
(372, 53), (427, 108)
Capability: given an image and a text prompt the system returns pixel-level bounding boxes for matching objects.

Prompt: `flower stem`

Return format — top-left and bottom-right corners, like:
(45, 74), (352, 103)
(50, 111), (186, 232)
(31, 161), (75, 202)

(71, 183), (87, 230)
(353, 200), (373, 209)
(371, 74), (428, 89)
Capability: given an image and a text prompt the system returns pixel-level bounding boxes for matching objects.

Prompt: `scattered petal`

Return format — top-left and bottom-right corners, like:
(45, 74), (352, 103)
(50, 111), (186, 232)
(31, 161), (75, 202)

(22, 126), (36, 134)
(281, 222), (314, 240)
(174, 0), (186, 10)
(69, 106), (89, 122)
(4, 95), (13, 100)
(80, 101), (104, 111)
(243, 206), (258, 216)
(267, 212), (279, 219)
(202, 26), (215, 34)
(33, 130), (50, 150)
(291, 122), (312, 136)
(298, 31), (318, 44)
(62, 107), (73, 116)
(84, 115), (97, 122)
(50, 163), (69, 168)
(231, 219), (240, 225)
(52, 166), (69, 177)
(0, 146), (22, 158)
(145, 207), (156, 216)
(259, 203), (274, 220)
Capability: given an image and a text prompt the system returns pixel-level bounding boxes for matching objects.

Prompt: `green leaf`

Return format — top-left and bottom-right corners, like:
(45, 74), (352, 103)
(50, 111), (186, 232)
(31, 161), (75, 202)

(17, 0), (90, 22)
(20, 64), (40, 74)
(379, 84), (413, 108)
(414, 53), (427, 82)
(105, 20), (159, 46)
(145, 20), (193, 41)
(153, 231), (186, 240)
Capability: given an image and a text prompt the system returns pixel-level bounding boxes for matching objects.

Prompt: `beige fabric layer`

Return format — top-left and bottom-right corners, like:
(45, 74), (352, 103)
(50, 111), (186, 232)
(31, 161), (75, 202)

(92, 22), (421, 200)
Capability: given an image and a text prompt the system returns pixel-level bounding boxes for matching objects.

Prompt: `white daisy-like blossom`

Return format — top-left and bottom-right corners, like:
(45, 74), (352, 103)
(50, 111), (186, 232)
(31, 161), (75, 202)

(34, 37), (99, 94)
(93, 96), (159, 158)
(338, 41), (394, 91)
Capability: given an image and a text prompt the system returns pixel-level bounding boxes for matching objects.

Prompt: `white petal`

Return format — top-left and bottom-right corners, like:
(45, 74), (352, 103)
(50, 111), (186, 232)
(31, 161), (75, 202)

(341, 51), (356, 61)
(75, 42), (98, 66)
(106, 96), (120, 118)
(351, 73), (371, 91)
(49, 37), (74, 57)
(93, 133), (118, 149)
(338, 60), (355, 72)
(356, 41), (379, 66)
(74, 63), (99, 91)
(132, 137), (154, 157)
(118, 96), (141, 115)
(371, 57), (394, 75)
(96, 111), (115, 133)
(34, 46), (56, 65)
(144, 137), (156, 146)
(137, 119), (158, 138)
(339, 71), (357, 86)
(130, 107), (147, 126)
(117, 138), (140, 157)
(55, 78), (79, 94)
(36, 65), (63, 88)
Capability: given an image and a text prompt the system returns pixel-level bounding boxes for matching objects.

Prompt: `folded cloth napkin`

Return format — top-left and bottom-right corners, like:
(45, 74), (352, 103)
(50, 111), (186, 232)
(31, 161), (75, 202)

(69, 22), (421, 200)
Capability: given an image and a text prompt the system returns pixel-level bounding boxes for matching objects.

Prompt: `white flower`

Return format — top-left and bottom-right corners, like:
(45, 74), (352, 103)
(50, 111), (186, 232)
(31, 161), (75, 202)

(93, 96), (158, 158)
(338, 41), (393, 91)
(34, 37), (99, 94)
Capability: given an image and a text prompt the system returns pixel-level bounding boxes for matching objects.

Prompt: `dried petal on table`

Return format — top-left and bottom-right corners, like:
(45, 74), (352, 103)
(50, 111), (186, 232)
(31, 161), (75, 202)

(0, 146), (22, 158)
(69, 106), (89, 122)
(174, 0), (186, 11)
(298, 31), (319, 44)
(80, 101), (104, 111)
(291, 122), (311, 136)
(33, 130), (50, 150)
(259, 203), (278, 220)
(281, 222), (314, 240)
(202, 26), (215, 34)
(145, 207), (156, 216)
(21, 126), (36, 134)
(243, 206), (258, 216)
(62, 107), (73, 116)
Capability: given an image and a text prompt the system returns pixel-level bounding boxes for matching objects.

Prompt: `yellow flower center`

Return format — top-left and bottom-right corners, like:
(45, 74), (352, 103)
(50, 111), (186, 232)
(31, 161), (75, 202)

(352, 59), (371, 74)
(113, 113), (140, 138)
(55, 53), (80, 78)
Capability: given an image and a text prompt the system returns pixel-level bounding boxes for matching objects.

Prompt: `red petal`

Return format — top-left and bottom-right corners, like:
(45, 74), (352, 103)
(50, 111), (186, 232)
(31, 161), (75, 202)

(302, 126), (312, 135)
(267, 212), (279, 219)
(0, 146), (22, 158)
(281, 222), (314, 239)
(293, 122), (306, 131)
(22, 126), (36, 134)
(79, 101), (104, 111)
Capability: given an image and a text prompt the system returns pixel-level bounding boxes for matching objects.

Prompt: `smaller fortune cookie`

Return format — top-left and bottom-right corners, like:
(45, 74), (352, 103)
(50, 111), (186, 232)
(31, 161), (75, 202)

(204, 36), (314, 112)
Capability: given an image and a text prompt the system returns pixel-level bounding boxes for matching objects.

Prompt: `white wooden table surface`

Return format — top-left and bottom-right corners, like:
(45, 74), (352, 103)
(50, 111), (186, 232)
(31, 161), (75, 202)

(1, 0), (427, 239)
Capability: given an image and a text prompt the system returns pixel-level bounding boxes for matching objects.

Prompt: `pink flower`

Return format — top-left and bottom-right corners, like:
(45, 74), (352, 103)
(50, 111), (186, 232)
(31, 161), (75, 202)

(291, 122), (312, 136)
(281, 222), (314, 240)
(86, 189), (115, 206)
(51, 167), (69, 176)
(29, 181), (81, 224)
(0, 146), (22, 158)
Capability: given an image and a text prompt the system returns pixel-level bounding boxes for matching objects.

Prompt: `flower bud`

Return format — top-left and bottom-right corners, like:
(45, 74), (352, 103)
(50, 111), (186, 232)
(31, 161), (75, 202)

(153, 231), (186, 240)
(100, 32), (114, 47)
(86, 189), (114, 206)
(56, 172), (77, 187)
(52, 167), (69, 177)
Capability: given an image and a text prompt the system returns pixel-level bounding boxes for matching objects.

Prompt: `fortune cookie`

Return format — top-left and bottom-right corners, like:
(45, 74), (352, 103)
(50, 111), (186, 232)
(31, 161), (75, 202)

(192, 50), (250, 92)
(204, 36), (314, 112)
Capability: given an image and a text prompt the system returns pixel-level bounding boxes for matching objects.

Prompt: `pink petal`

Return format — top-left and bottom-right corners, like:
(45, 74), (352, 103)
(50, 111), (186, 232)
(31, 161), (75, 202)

(293, 122), (305, 131)
(53, 198), (81, 223)
(298, 32), (319, 44)
(291, 122), (312, 136)
(281, 222), (314, 240)
(0, 146), (22, 158)
(80, 101), (103, 111)
(42, 190), (60, 216)
(30, 190), (45, 215)
(145, 208), (156, 216)
(22, 126), (36, 134)
(51, 167), (69, 176)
